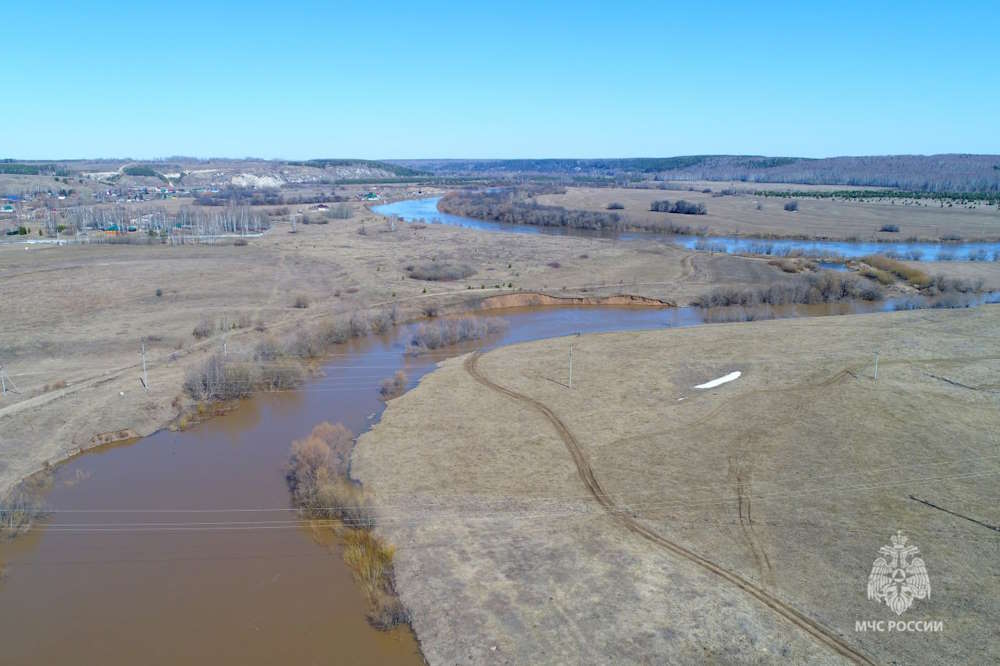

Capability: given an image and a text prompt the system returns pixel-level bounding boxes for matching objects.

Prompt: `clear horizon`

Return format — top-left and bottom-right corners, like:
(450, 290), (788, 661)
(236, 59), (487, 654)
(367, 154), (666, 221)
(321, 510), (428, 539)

(4, 1), (997, 159)
(4, 152), (1000, 162)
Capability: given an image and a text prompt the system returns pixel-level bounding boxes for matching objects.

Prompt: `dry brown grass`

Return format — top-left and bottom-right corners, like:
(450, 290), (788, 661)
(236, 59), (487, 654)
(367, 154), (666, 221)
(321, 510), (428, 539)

(42, 379), (67, 392)
(860, 266), (896, 285)
(863, 254), (932, 288)
(343, 528), (395, 590)
(6, 190), (983, 502)
(354, 306), (1000, 664)
(343, 529), (409, 629)
(537, 185), (1000, 241)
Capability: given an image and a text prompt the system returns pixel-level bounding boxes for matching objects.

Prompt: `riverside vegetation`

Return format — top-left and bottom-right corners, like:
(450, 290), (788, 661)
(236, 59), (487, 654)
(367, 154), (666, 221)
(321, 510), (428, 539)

(286, 422), (409, 630)
(438, 187), (711, 235)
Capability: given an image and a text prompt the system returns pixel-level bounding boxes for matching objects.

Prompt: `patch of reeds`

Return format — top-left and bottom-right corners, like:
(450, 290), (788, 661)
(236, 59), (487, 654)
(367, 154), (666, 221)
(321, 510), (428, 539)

(863, 254), (932, 288)
(860, 266), (896, 285)
(285, 422), (407, 629)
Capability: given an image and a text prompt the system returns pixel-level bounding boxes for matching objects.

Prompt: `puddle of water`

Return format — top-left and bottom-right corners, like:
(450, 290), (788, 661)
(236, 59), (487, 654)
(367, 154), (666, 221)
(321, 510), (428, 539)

(374, 197), (1000, 262)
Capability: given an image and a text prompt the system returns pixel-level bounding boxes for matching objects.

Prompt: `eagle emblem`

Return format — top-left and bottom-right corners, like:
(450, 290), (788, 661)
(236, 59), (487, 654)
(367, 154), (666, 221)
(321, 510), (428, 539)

(867, 531), (930, 615)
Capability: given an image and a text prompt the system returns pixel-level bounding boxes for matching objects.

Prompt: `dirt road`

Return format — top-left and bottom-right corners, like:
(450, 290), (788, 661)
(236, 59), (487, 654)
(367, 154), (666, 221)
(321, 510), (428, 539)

(464, 351), (875, 665)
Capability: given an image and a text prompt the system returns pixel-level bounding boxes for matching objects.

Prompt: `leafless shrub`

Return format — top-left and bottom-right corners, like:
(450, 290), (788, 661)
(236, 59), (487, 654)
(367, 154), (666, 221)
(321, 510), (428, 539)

(192, 318), (214, 339)
(369, 310), (393, 334)
(257, 360), (304, 391)
(409, 317), (508, 352)
(606, 202), (624, 210)
(349, 312), (370, 337)
(694, 272), (882, 308)
(767, 258), (802, 273)
(326, 204), (352, 220)
(286, 329), (324, 359)
(928, 293), (978, 309)
(406, 262), (475, 281)
(286, 421), (355, 506)
(293, 295), (310, 309)
(1, 472), (52, 537)
(547, 261), (562, 269)
(783, 200), (799, 212)
(316, 479), (376, 529)
(650, 199), (707, 215)
(314, 319), (352, 347)
(927, 275), (984, 295)
(378, 371), (408, 400)
(879, 224), (900, 232)
(701, 305), (777, 323)
(183, 353), (255, 401)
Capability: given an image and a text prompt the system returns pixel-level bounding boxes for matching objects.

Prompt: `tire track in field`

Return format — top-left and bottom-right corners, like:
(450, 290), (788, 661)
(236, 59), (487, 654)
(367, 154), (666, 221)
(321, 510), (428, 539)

(464, 351), (874, 665)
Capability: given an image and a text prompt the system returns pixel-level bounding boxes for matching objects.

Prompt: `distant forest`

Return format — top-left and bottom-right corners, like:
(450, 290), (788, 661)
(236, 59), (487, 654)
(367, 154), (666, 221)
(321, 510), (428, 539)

(393, 155), (1000, 193)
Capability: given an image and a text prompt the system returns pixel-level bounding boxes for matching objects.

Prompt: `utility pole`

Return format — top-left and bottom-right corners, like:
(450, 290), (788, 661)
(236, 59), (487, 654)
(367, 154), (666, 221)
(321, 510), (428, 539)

(140, 342), (149, 391)
(568, 332), (580, 389)
(0, 363), (20, 396)
(568, 345), (573, 389)
(874, 351), (879, 383)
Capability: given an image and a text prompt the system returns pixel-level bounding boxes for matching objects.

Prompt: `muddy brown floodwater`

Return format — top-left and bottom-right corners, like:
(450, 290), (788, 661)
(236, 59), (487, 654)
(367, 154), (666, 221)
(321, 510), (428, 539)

(0, 306), (683, 665)
(0, 301), (945, 664)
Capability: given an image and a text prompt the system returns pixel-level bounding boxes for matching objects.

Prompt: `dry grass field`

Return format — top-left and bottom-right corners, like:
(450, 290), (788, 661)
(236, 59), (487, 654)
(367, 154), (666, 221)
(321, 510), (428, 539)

(354, 307), (1000, 664)
(0, 203), (791, 497)
(536, 185), (1000, 241)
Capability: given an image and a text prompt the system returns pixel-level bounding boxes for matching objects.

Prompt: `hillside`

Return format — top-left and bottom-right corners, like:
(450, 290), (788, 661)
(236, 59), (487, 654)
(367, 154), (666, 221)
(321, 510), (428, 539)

(393, 154), (1000, 192)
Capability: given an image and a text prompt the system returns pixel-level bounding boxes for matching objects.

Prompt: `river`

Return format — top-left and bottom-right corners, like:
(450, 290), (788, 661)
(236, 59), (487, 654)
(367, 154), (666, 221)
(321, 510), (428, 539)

(0, 196), (992, 664)
(0, 304), (766, 665)
(373, 196), (1000, 261)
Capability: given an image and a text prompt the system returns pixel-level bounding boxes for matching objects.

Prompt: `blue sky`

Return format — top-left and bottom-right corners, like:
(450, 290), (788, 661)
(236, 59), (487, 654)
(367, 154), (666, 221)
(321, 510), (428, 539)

(3, 1), (997, 159)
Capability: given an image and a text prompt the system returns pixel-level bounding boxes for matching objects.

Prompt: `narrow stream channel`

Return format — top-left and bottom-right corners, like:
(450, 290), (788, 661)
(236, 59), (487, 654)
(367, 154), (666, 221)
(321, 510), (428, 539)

(373, 196), (1000, 261)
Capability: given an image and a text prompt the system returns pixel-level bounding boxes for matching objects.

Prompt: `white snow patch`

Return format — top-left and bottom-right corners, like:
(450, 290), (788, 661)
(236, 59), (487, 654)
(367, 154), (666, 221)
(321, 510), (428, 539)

(694, 371), (742, 390)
